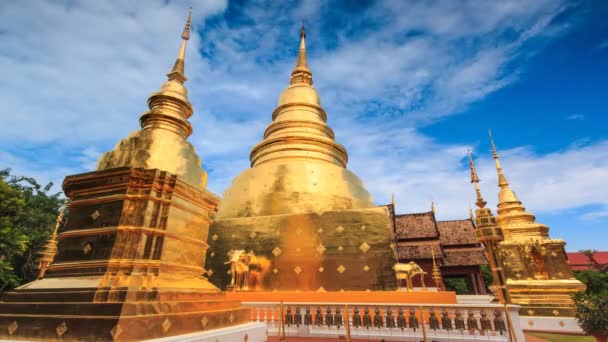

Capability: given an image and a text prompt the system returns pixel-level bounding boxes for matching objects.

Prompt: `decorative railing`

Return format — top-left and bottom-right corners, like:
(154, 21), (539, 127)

(242, 302), (525, 341)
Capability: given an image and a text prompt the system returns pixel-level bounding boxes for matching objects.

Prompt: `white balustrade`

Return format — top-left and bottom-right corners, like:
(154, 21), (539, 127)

(240, 301), (525, 341)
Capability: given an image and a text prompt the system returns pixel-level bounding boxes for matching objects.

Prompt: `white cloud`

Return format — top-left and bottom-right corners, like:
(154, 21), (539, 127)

(2, 0), (605, 240)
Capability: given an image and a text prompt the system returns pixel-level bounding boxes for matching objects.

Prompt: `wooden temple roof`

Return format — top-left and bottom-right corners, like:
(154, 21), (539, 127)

(391, 210), (487, 266)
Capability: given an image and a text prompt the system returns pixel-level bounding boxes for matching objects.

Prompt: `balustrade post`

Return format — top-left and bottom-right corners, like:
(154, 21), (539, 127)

(420, 306), (428, 342)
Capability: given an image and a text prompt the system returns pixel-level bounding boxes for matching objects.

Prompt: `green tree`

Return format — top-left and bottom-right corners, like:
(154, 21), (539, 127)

(0, 171), (28, 291)
(444, 277), (470, 294)
(0, 169), (62, 292)
(481, 264), (493, 291)
(573, 269), (608, 341)
(576, 270), (608, 295)
(573, 291), (608, 342)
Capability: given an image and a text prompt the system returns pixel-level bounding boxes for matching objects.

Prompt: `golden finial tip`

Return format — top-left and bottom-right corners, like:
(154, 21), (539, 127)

(300, 24), (306, 38)
(182, 8), (192, 40)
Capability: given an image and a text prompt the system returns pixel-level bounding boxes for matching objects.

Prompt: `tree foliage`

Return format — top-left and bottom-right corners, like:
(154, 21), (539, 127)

(481, 264), (493, 291)
(444, 277), (470, 294)
(573, 270), (608, 338)
(0, 169), (62, 292)
(573, 291), (608, 337)
(576, 270), (608, 295)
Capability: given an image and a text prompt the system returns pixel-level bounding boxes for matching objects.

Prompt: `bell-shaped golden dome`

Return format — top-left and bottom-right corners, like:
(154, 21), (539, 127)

(215, 27), (375, 218)
(97, 10), (209, 189)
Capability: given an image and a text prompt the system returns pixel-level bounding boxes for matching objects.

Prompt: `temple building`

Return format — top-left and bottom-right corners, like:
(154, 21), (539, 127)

(392, 207), (488, 294)
(206, 28), (398, 292)
(486, 133), (585, 316)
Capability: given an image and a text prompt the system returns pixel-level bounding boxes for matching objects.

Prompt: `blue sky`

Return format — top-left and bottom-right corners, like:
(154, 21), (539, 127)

(0, 0), (606, 251)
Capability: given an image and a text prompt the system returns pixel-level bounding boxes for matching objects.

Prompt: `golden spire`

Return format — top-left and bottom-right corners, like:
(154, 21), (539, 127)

(167, 8), (192, 83)
(37, 200), (69, 279)
(487, 131), (548, 240)
(467, 149), (487, 209)
(489, 130), (510, 188)
(290, 25), (313, 85)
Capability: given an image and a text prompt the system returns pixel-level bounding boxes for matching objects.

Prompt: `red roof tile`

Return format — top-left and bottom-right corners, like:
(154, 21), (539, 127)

(437, 219), (477, 246)
(592, 251), (608, 264)
(394, 212), (439, 240)
(396, 241), (442, 260)
(442, 248), (488, 266)
(567, 252), (592, 265)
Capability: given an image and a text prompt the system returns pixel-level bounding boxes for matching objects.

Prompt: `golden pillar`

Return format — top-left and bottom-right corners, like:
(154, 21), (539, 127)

(468, 150), (510, 304)
(0, 11), (249, 341)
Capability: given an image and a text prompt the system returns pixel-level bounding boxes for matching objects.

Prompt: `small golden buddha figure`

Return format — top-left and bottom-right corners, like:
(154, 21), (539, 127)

(441, 309), (452, 330)
(285, 307), (293, 326)
(493, 310), (506, 334)
(315, 307), (323, 326)
(429, 309), (440, 330)
(454, 310), (466, 331)
(467, 310), (479, 331)
(334, 308), (343, 327)
(409, 308), (419, 330)
(325, 307), (333, 326)
(294, 307), (302, 326)
(385, 308), (395, 328)
(363, 307), (372, 328)
(352, 307), (362, 327)
(374, 307), (383, 328)
(480, 310), (492, 331)
(397, 308), (407, 329)
(304, 308), (312, 326)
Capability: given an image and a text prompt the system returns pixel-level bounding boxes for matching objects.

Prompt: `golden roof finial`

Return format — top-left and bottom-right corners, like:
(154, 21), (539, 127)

(431, 246), (442, 290)
(167, 8), (192, 83)
(431, 200), (436, 214)
(468, 149), (487, 209)
(489, 130), (509, 188)
(391, 193), (395, 207)
(469, 206), (475, 221)
(290, 25), (313, 85)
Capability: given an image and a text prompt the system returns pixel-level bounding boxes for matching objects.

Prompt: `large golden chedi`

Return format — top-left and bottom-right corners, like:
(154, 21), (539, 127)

(206, 28), (396, 292)
(215, 27), (375, 219)
(0, 12), (249, 341)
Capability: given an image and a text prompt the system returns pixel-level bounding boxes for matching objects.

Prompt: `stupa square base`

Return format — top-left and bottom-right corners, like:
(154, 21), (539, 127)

(207, 206), (399, 292)
(0, 287), (251, 341)
(507, 279), (585, 317)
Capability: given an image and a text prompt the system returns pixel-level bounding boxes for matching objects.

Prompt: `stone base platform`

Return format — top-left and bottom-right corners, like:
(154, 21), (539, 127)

(521, 316), (583, 334)
(146, 322), (267, 342)
(0, 284), (250, 341)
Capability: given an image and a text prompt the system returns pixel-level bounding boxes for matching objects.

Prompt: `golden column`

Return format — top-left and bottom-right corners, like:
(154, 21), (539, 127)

(487, 132), (585, 317)
(467, 150), (510, 304)
(0, 10), (249, 341)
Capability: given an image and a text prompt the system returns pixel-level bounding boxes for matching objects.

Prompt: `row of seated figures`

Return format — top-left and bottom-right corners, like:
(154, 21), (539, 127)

(247, 304), (513, 341)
